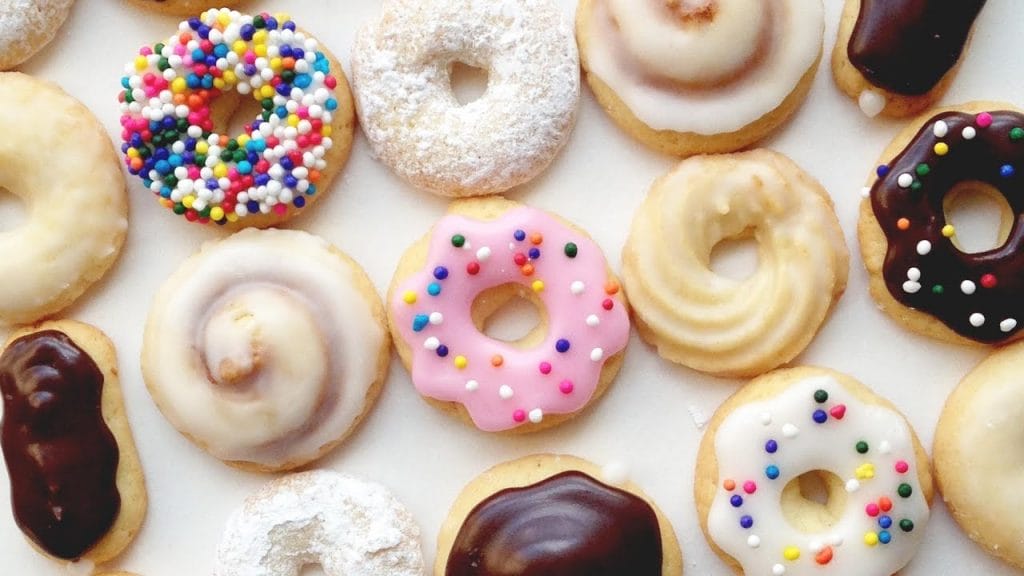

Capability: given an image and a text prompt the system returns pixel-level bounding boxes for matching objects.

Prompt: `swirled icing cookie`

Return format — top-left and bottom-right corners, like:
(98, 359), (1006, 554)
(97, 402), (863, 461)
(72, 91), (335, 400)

(859, 102), (1024, 344)
(577, 0), (823, 156)
(695, 367), (933, 575)
(388, 197), (630, 432)
(436, 454), (683, 575)
(622, 150), (848, 377)
(142, 228), (389, 471)
(832, 0), (987, 117)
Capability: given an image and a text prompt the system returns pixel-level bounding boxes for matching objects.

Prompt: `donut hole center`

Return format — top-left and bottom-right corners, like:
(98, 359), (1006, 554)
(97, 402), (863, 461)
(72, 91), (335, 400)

(471, 283), (548, 346)
(709, 232), (759, 281)
(211, 90), (266, 137)
(943, 181), (1014, 254)
(780, 470), (848, 533)
(449, 61), (490, 106)
(0, 186), (27, 231)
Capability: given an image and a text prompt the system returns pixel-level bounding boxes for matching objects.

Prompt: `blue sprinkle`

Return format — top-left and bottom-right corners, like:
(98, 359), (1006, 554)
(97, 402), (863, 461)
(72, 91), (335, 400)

(280, 157), (294, 170)
(237, 161), (253, 174)
(433, 266), (449, 280)
(279, 45), (292, 58)
(154, 160), (172, 175)
(121, 77), (131, 89)
(740, 515), (753, 529)
(293, 196), (306, 208)
(284, 175), (299, 188)
(247, 200), (260, 213)
(514, 229), (526, 241)
(294, 74), (313, 89)
(878, 515), (892, 529)
(765, 439), (778, 454)
(240, 24), (255, 40)
(191, 49), (205, 61)
(168, 155), (183, 167)
(730, 495), (743, 508)
(188, 17), (202, 30)
(412, 314), (429, 332)
(879, 531), (892, 544)
(1001, 164), (1016, 178)
(265, 17), (278, 30)
(307, 184), (317, 196)
(876, 165), (890, 178)
(436, 345), (449, 358)
(813, 409), (828, 424)
(765, 465), (780, 480)
(160, 187), (172, 199)
(276, 83), (292, 97)
(556, 339), (571, 353)
(528, 247), (541, 260)
(427, 282), (441, 296)
(325, 98), (338, 111)
(243, 63), (258, 77)
(197, 25), (211, 39)
(283, 21), (297, 31)
(254, 174), (270, 186)
(214, 44), (229, 58)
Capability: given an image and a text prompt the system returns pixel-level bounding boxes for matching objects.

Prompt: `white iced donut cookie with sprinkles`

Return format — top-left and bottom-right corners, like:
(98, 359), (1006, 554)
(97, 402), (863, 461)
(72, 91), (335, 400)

(388, 197), (630, 432)
(142, 228), (389, 472)
(695, 367), (933, 575)
(118, 9), (355, 228)
(352, 0), (579, 197)
(577, 0), (823, 156)
(216, 470), (424, 576)
(0, 0), (75, 70)
(0, 73), (128, 325)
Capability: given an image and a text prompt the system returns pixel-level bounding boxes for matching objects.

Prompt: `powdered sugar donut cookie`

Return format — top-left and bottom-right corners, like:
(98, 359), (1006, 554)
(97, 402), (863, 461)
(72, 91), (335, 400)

(577, 0), (823, 156)
(0, 0), (75, 70)
(388, 197), (629, 432)
(216, 470), (424, 576)
(695, 367), (933, 575)
(352, 0), (579, 197)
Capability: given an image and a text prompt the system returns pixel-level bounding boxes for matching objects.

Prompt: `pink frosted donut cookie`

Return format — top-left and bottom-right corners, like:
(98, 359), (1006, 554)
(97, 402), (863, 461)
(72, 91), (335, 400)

(388, 197), (629, 432)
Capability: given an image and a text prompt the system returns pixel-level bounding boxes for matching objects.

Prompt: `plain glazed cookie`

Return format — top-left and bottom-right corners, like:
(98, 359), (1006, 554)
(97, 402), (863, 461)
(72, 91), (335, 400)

(388, 197), (630, 433)
(215, 470), (424, 576)
(142, 228), (389, 472)
(352, 0), (579, 197)
(859, 102), (1024, 345)
(934, 341), (1024, 569)
(695, 367), (933, 575)
(0, 0), (75, 70)
(119, 9), (355, 227)
(0, 72), (128, 326)
(436, 454), (682, 576)
(0, 320), (146, 565)
(832, 0), (987, 118)
(622, 150), (848, 377)
(125, 0), (242, 16)
(577, 0), (823, 156)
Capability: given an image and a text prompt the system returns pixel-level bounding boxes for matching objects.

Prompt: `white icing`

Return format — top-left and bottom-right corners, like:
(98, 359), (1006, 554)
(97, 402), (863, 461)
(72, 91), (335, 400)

(707, 376), (930, 575)
(585, 0), (823, 134)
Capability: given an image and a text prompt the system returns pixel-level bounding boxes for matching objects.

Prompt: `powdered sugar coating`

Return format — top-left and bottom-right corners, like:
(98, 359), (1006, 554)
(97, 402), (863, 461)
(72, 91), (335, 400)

(215, 470), (424, 576)
(351, 0), (579, 197)
(0, 0), (75, 70)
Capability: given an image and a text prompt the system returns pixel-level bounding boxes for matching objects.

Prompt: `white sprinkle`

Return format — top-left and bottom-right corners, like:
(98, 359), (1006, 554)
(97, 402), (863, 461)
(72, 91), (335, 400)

(590, 348), (604, 362)
(963, 126), (977, 140)
(846, 479), (860, 493)
(970, 312), (985, 327)
(429, 312), (444, 325)
(961, 280), (977, 294)
(782, 423), (799, 438)
(879, 440), (892, 454)
(601, 461), (630, 485)
(462, 240), (472, 250)
(860, 186), (871, 198)
(902, 281), (921, 294)
(465, 380), (479, 392)
(586, 314), (600, 327)
(916, 240), (931, 255)
(933, 120), (949, 138)
(907, 267), (921, 281)
(760, 412), (772, 426)
(528, 408), (544, 423)
(830, 535), (845, 547)
(1000, 318), (1017, 332)
(809, 540), (824, 553)
(423, 337), (440, 351)
(898, 173), (914, 188)
(570, 281), (585, 295)
(476, 247), (491, 262)
(858, 90), (886, 117)
(772, 564), (786, 576)
(747, 535), (761, 548)
(498, 385), (514, 399)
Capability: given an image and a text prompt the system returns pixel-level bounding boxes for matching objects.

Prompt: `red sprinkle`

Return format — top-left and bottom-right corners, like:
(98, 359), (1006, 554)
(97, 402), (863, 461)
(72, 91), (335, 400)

(512, 409), (526, 423)
(602, 298), (614, 311)
(894, 461), (909, 474)
(829, 404), (846, 420)
(981, 274), (998, 288)
(879, 497), (893, 512)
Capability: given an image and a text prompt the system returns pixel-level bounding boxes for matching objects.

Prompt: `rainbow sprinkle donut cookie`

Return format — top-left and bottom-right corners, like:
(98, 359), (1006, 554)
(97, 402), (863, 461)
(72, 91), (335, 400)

(118, 9), (355, 228)
(126, 0), (243, 16)
(388, 197), (630, 433)
(695, 367), (933, 575)
(860, 102), (1024, 344)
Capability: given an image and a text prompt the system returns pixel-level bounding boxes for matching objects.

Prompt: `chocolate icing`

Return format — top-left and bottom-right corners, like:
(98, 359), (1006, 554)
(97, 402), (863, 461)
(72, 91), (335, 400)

(446, 471), (663, 576)
(871, 110), (1024, 343)
(848, 0), (986, 96)
(0, 331), (121, 560)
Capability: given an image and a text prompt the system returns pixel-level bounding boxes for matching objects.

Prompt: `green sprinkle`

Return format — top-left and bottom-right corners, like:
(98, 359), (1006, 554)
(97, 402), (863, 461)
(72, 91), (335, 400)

(451, 234), (466, 248)
(932, 285), (944, 295)
(173, 203), (186, 215)
(898, 483), (913, 498)
(564, 242), (578, 258)
(856, 441), (869, 454)
(910, 181), (923, 192)
(916, 163), (930, 177)
(899, 519), (915, 532)
(1011, 127), (1024, 141)
(253, 14), (266, 28)
(813, 389), (828, 403)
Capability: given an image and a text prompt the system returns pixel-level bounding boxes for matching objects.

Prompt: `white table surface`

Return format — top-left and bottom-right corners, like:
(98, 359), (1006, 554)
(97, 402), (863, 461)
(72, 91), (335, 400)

(2, 0), (1022, 574)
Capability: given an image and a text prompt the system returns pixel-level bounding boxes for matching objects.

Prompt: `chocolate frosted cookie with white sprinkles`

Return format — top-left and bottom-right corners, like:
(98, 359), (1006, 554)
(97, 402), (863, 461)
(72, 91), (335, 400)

(859, 102), (1024, 344)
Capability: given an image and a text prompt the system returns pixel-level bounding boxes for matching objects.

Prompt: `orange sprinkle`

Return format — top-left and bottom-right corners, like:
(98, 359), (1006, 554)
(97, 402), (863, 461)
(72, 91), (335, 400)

(604, 280), (620, 295)
(491, 355), (504, 367)
(815, 546), (833, 565)
(219, 135), (230, 146)
(173, 93), (187, 105)
(178, 32), (192, 44)
(282, 57), (296, 70)
(723, 479), (736, 491)
(308, 169), (321, 183)
(896, 218), (910, 230)
(188, 94), (204, 109)
(521, 263), (535, 276)
(529, 232), (543, 245)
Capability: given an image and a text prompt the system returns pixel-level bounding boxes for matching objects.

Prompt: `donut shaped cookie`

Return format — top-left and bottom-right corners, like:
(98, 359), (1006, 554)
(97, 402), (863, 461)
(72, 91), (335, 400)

(142, 228), (389, 471)
(934, 340), (1024, 569)
(1, 320), (146, 564)
(388, 197), (630, 432)
(0, 0), (74, 70)
(0, 73), (128, 326)
(622, 150), (848, 377)
(351, 0), (579, 197)
(216, 470), (424, 576)
(832, 0), (987, 118)
(695, 367), (933, 575)
(118, 9), (355, 228)
(577, 0), (823, 156)
(436, 454), (682, 576)
(125, 0), (242, 16)
(860, 102), (1024, 344)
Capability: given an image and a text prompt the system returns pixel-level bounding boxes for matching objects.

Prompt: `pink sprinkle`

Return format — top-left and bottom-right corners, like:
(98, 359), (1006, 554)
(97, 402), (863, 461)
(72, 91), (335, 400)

(559, 379), (574, 394)
(188, 167), (201, 179)
(325, 76), (338, 89)
(512, 409), (526, 423)
(977, 112), (993, 128)
(182, 56), (193, 67)
(866, 503), (880, 517)
(297, 107), (309, 119)
(895, 461), (909, 474)
(743, 481), (756, 494)
(174, 45), (187, 57)
(244, 52), (257, 65)
(539, 361), (552, 375)
(273, 204), (288, 215)
(140, 47), (153, 56)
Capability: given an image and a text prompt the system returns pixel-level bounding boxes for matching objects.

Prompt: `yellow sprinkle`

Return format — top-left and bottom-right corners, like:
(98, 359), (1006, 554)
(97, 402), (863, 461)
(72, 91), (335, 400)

(171, 77), (187, 94)
(237, 134), (250, 147)
(226, 212), (239, 223)
(222, 70), (237, 85)
(783, 546), (800, 561)
(270, 57), (283, 71)
(855, 463), (875, 480)
(210, 207), (225, 221)
(213, 164), (228, 179)
(321, 126), (332, 137)
(127, 148), (139, 158)
(287, 114), (300, 127)
(232, 40), (248, 55)
(259, 85), (275, 99)
(253, 30), (268, 44)
(934, 142), (949, 156)
(402, 291), (417, 304)
(134, 55), (148, 71)
(275, 12), (290, 23)
(213, 78), (226, 90)
(159, 198), (173, 208)
(254, 44), (267, 57)
(864, 532), (879, 546)
(217, 12), (231, 27)
(196, 141), (209, 154)
(454, 355), (468, 369)
(942, 224), (955, 238)
(182, 195), (195, 209)
(531, 280), (545, 292)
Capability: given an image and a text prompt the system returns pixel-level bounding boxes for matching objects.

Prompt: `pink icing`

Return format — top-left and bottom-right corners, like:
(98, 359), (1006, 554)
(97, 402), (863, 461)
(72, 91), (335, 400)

(391, 207), (631, 432)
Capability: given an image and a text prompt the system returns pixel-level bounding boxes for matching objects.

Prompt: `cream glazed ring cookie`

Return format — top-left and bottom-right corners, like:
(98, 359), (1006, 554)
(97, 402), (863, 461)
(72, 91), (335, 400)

(0, 0), (75, 70)
(577, 0), (823, 156)
(436, 454), (683, 575)
(125, 0), (242, 16)
(142, 228), (389, 472)
(352, 0), (579, 197)
(119, 9), (355, 227)
(216, 470), (424, 576)
(832, 0), (987, 118)
(0, 73), (128, 325)
(695, 367), (933, 575)
(934, 341), (1024, 568)
(389, 197), (630, 432)
(622, 150), (848, 377)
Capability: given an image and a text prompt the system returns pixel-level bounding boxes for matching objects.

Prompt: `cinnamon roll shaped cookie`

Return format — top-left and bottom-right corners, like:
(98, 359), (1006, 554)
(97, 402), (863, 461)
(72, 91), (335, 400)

(141, 229), (389, 472)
